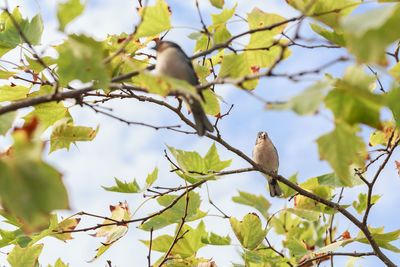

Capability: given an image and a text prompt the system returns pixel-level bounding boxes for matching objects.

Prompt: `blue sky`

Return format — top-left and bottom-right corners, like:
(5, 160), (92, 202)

(0, 0), (400, 266)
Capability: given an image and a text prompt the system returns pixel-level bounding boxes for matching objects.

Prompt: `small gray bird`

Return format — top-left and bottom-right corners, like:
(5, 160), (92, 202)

(154, 41), (214, 136)
(252, 132), (283, 197)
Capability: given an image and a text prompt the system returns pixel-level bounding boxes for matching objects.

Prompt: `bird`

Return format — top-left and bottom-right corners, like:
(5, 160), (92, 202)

(153, 40), (214, 136)
(252, 131), (283, 197)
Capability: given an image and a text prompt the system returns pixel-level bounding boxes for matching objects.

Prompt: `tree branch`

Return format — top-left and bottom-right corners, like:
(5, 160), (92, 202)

(296, 251), (375, 267)
(363, 138), (400, 225)
(54, 179), (207, 234)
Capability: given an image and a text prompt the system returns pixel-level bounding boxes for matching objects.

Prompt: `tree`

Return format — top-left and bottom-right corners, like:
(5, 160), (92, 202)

(0, 0), (399, 266)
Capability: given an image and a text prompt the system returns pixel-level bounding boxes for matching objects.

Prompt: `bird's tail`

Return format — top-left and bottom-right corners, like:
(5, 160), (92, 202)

(267, 177), (283, 197)
(189, 98), (214, 136)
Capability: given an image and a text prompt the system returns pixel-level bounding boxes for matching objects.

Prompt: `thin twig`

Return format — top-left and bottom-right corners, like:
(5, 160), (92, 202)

(296, 251), (375, 267)
(206, 183), (230, 218)
(77, 211), (120, 223)
(328, 187), (344, 267)
(147, 227), (153, 267)
(282, 32), (340, 49)
(3, 8), (59, 92)
(103, 0), (149, 64)
(363, 138), (400, 225)
(158, 161), (191, 267)
(83, 102), (182, 131)
(367, 65), (385, 93)
(264, 237), (293, 266)
(54, 179), (207, 234)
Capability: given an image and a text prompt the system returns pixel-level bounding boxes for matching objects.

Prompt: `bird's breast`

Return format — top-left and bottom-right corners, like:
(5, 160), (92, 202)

(252, 143), (279, 171)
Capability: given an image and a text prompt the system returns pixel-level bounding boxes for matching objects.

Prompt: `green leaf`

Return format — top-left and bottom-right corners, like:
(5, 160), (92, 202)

(219, 52), (259, 90)
(188, 32), (202, 40)
(89, 202), (130, 262)
(210, 0), (224, 9)
(23, 86), (70, 131)
(23, 103), (70, 132)
(325, 66), (383, 129)
(352, 193), (381, 214)
(0, 8), (43, 56)
(357, 228), (400, 252)
(283, 238), (308, 256)
(243, 247), (292, 266)
(201, 232), (231, 245)
(48, 258), (69, 267)
(140, 191), (207, 231)
(287, 0), (358, 28)
(103, 34), (147, 79)
(0, 208), (21, 228)
(232, 191), (271, 220)
(0, 126), (69, 233)
(316, 172), (362, 188)
(102, 168), (158, 193)
(300, 177), (333, 199)
(313, 240), (347, 254)
(56, 34), (109, 88)
(0, 110), (16, 135)
(230, 213), (267, 250)
(194, 34), (210, 53)
(212, 26), (231, 47)
(21, 214), (59, 246)
(25, 56), (56, 74)
(16, 235), (31, 248)
(141, 221), (207, 258)
(247, 8), (287, 47)
(102, 178), (141, 193)
(387, 87), (400, 129)
(270, 212), (301, 235)
(145, 168), (158, 189)
(346, 257), (361, 267)
(310, 23), (346, 46)
(211, 5), (236, 25)
(219, 8), (290, 90)
(325, 88), (382, 128)
(268, 78), (333, 115)
(135, 0), (172, 38)
(7, 244), (43, 267)
(280, 173), (298, 197)
(50, 216), (81, 242)
(0, 69), (17, 79)
(57, 0), (85, 31)
(133, 72), (174, 96)
(201, 89), (220, 116)
(369, 120), (399, 147)
(49, 118), (98, 153)
(104, 32), (144, 56)
(390, 61), (400, 83)
(153, 255), (213, 267)
(316, 123), (366, 186)
(0, 229), (22, 248)
(341, 65), (377, 92)
(134, 73), (199, 99)
(286, 208), (320, 221)
(341, 4), (400, 64)
(0, 85), (30, 102)
(167, 143), (231, 183)
(203, 143), (231, 171)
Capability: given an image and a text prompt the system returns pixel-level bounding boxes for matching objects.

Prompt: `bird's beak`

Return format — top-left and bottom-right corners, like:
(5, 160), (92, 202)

(151, 39), (161, 50)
